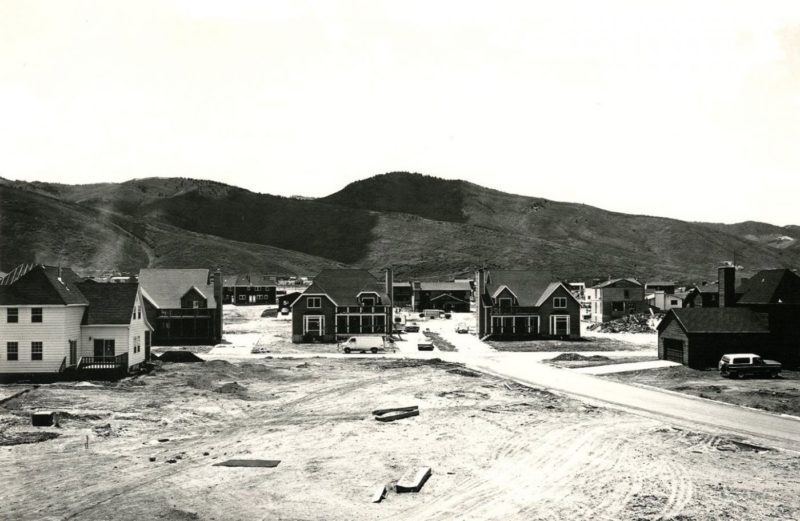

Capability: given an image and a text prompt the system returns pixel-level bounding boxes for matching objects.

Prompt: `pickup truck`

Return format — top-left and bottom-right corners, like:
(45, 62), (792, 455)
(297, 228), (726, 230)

(718, 353), (781, 378)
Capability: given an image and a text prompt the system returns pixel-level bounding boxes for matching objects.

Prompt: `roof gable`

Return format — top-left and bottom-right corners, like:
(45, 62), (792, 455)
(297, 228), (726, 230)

(0, 265), (88, 306)
(592, 278), (643, 289)
(737, 269), (800, 305)
(661, 308), (770, 334)
(485, 270), (558, 307)
(304, 269), (389, 307)
(76, 282), (140, 325)
(138, 269), (216, 308)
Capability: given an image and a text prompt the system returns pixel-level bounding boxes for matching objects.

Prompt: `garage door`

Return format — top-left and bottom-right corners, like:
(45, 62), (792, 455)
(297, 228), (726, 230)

(663, 338), (684, 363)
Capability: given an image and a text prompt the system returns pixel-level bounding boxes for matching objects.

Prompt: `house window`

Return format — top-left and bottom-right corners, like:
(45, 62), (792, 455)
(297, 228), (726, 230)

(550, 316), (569, 336)
(7, 308), (18, 323)
(553, 297), (567, 309)
(31, 341), (43, 361)
(137, 306), (141, 319)
(7, 342), (18, 361)
(361, 296), (375, 307)
(94, 339), (115, 359)
(192, 300), (200, 309)
(612, 301), (624, 312)
(303, 315), (324, 335)
(498, 297), (513, 309)
(623, 290), (630, 299)
(670, 299), (678, 306)
(133, 336), (141, 354)
(307, 297), (321, 309)
(31, 308), (43, 323)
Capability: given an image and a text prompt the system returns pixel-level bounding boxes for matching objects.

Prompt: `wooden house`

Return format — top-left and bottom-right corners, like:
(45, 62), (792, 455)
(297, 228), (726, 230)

(0, 264), (152, 380)
(393, 281), (472, 312)
(586, 278), (646, 323)
(291, 269), (393, 343)
(138, 269), (223, 346)
(222, 273), (278, 305)
(476, 269), (581, 340)
(658, 265), (800, 368)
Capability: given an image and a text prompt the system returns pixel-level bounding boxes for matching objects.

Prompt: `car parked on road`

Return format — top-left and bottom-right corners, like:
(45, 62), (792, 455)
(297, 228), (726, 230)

(417, 342), (435, 351)
(455, 323), (469, 333)
(338, 335), (395, 354)
(718, 353), (781, 378)
(405, 324), (420, 333)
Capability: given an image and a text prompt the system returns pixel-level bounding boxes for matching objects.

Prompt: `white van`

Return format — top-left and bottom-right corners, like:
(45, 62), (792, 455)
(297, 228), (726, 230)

(338, 335), (395, 354)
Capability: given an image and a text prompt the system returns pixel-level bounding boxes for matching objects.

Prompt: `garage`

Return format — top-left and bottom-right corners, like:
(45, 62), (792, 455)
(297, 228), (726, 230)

(663, 338), (684, 363)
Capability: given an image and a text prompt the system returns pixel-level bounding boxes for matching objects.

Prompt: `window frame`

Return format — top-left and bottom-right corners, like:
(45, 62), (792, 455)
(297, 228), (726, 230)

(307, 297), (322, 309)
(553, 297), (567, 309)
(7, 308), (18, 323)
(7, 341), (18, 361)
(31, 341), (43, 361)
(31, 308), (43, 323)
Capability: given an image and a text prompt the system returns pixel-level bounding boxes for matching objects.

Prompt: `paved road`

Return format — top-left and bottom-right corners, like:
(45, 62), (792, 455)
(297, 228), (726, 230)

(443, 351), (800, 452)
(574, 359), (680, 374)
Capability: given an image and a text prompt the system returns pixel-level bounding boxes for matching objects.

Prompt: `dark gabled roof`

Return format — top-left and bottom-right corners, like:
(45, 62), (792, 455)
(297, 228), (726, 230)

(302, 269), (389, 306)
(0, 265), (88, 306)
(591, 278), (643, 289)
(645, 281), (675, 287)
(430, 293), (470, 304)
(485, 270), (557, 307)
(660, 308), (770, 334)
(694, 284), (719, 294)
(138, 268), (216, 308)
(419, 281), (472, 292)
(736, 269), (800, 305)
(225, 273), (277, 287)
(76, 282), (139, 325)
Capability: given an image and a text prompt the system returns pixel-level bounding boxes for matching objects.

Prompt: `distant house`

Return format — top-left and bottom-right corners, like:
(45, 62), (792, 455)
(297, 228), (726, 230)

(222, 273), (277, 305)
(586, 278), (646, 323)
(683, 284), (721, 308)
(0, 264), (152, 379)
(476, 269), (581, 340)
(645, 281), (676, 295)
(393, 280), (472, 312)
(138, 269), (223, 346)
(646, 291), (684, 311)
(658, 265), (800, 368)
(291, 269), (393, 343)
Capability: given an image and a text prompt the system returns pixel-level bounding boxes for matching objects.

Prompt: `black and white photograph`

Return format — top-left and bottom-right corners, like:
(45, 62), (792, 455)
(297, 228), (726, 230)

(1, 1), (799, 519)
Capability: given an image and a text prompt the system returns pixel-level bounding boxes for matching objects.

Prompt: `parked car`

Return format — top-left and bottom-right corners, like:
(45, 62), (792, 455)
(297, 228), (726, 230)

(338, 335), (395, 354)
(718, 353), (781, 378)
(455, 323), (469, 334)
(417, 342), (435, 351)
(251, 346), (270, 354)
(405, 324), (420, 333)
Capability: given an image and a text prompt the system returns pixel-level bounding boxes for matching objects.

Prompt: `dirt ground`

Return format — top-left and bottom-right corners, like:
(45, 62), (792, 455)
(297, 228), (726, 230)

(2, 357), (799, 520)
(487, 336), (652, 352)
(547, 353), (657, 369)
(604, 366), (800, 417)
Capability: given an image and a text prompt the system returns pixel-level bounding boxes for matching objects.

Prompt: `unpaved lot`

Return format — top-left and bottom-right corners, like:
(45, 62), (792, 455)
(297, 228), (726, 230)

(604, 366), (800, 418)
(488, 336), (652, 352)
(547, 353), (657, 369)
(1, 358), (799, 520)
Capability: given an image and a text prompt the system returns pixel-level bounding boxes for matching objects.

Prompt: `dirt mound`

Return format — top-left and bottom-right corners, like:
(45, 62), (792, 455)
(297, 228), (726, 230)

(261, 308), (278, 318)
(214, 382), (248, 396)
(550, 353), (611, 362)
(158, 351), (204, 363)
(0, 431), (61, 446)
(205, 359), (233, 368)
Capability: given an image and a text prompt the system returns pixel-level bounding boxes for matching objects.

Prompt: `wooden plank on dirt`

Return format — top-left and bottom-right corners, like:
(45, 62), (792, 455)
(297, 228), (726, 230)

(212, 459), (281, 468)
(371, 405), (418, 416)
(395, 466), (432, 493)
(371, 484), (387, 503)
(374, 409), (420, 422)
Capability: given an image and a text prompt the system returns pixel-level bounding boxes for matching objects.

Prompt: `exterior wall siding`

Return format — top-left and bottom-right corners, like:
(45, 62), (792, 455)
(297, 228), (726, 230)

(80, 326), (130, 358)
(0, 305), (86, 374)
(657, 318), (688, 364)
(292, 295), (337, 343)
(127, 291), (149, 368)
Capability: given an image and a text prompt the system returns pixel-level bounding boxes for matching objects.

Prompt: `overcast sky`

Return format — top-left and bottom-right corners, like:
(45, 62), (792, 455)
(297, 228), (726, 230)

(2, 1), (800, 225)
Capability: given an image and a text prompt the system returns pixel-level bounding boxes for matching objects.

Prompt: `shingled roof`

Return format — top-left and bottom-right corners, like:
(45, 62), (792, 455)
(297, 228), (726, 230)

(138, 268), (217, 308)
(225, 273), (277, 287)
(659, 308), (770, 334)
(419, 281), (471, 292)
(0, 265), (88, 306)
(303, 269), (389, 306)
(76, 282), (140, 325)
(485, 270), (560, 307)
(737, 269), (800, 305)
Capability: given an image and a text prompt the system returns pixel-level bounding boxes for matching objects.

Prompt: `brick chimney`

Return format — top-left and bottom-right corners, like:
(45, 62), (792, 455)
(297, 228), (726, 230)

(477, 268), (486, 336)
(718, 263), (736, 308)
(384, 268), (394, 330)
(213, 269), (223, 343)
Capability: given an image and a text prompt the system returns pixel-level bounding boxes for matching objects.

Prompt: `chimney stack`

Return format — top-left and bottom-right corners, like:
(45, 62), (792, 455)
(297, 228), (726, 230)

(385, 268), (394, 330)
(477, 268), (486, 336)
(718, 262), (736, 308)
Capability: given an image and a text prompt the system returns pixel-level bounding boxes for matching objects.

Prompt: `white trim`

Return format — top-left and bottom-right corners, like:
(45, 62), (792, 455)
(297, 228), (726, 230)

(303, 315), (325, 335)
(491, 285), (519, 300)
(538, 283), (582, 307)
(81, 324), (131, 328)
(550, 314), (570, 336)
(289, 293), (337, 308)
(553, 296), (567, 309)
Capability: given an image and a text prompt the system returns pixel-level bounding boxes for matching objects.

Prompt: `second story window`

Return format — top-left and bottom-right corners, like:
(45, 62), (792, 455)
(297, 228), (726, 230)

(361, 297), (375, 307)
(7, 308), (18, 323)
(307, 297), (321, 308)
(31, 308), (43, 323)
(623, 290), (630, 299)
(498, 297), (513, 309)
(553, 297), (567, 309)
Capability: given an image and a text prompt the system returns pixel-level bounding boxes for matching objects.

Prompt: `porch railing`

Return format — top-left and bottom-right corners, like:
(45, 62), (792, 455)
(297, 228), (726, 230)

(491, 306), (538, 315)
(78, 352), (129, 370)
(337, 306), (388, 314)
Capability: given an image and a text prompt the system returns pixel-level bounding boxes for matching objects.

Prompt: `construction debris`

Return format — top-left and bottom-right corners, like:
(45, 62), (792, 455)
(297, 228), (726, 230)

(372, 406), (419, 422)
(586, 313), (662, 333)
(395, 466), (432, 493)
(157, 351), (204, 363)
(212, 459), (281, 468)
